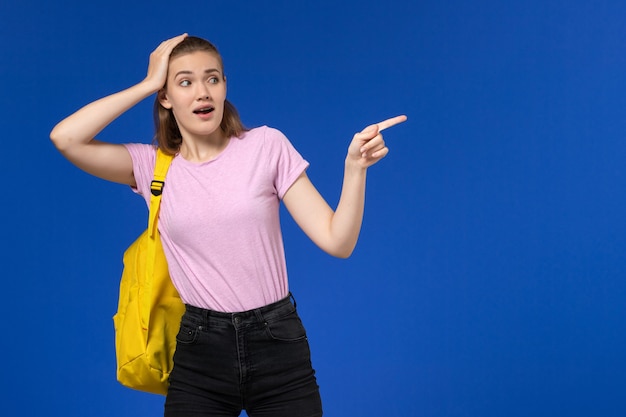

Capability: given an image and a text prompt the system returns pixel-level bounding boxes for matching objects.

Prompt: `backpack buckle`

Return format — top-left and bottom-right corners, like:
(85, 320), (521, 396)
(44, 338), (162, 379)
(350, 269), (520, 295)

(150, 180), (165, 196)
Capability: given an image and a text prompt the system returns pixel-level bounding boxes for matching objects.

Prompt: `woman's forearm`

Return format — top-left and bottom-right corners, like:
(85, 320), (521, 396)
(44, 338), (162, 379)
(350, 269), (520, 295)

(50, 81), (158, 152)
(327, 159), (368, 257)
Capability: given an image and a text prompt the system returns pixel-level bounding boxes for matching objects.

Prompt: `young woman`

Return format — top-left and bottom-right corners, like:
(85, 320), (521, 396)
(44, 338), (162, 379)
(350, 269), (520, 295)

(50, 34), (406, 417)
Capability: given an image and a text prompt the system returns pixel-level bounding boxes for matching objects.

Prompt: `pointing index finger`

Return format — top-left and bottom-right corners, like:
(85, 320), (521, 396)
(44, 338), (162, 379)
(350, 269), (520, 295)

(377, 115), (408, 132)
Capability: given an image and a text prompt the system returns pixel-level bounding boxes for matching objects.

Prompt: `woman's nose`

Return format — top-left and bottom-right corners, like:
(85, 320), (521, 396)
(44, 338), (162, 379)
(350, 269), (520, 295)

(197, 85), (211, 100)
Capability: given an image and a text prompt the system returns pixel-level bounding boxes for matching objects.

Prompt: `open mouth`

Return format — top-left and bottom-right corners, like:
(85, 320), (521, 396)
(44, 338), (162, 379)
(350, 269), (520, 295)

(193, 106), (215, 114)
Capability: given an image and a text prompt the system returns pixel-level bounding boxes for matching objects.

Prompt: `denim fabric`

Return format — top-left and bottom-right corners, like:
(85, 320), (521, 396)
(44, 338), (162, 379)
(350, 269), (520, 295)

(164, 294), (323, 417)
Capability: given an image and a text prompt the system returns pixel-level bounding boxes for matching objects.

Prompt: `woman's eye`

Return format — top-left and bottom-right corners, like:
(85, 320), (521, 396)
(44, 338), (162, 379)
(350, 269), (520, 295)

(209, 77), (219, 84)
(179, 80), (191, 87)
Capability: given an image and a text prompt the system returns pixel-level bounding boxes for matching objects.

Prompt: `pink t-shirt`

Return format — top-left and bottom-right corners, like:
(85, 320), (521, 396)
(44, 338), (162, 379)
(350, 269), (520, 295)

(124, 126), (309, 312)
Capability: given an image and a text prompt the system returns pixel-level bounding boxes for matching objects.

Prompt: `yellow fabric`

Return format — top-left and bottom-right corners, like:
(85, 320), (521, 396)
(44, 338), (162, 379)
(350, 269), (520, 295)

(113, 149), (185, 395)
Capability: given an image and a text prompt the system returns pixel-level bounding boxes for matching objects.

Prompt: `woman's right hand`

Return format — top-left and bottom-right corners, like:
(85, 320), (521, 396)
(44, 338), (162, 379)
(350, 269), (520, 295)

(143, 33), (188, 92)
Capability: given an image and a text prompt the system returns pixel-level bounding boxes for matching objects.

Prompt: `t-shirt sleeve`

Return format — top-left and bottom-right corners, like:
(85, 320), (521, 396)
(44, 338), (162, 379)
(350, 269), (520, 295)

(123, 143), (157, 205)
(263, 127), (310, 199)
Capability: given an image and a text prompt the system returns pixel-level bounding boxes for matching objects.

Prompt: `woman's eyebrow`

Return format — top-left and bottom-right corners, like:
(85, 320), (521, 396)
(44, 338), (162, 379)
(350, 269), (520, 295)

(174, 68), (221, 78)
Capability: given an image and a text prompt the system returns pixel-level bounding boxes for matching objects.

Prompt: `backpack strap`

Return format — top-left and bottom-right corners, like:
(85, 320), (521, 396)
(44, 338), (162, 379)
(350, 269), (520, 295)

(141, 148), (174, 327)
(148, 148), (174, 239)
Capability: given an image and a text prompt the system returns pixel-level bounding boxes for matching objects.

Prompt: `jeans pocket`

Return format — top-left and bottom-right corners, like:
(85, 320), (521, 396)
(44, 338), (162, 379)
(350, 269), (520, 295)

(176, 319), (200, 345)
(265, 310), (308, 342)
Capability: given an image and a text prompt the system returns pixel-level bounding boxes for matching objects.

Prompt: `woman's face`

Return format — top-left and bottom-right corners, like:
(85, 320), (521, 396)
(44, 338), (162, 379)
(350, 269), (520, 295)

(159, 51), (227, 141)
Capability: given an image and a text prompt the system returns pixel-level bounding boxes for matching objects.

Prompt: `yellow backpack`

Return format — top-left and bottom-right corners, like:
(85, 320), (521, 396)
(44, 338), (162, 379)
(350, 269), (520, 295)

(113, 148), (185, 395)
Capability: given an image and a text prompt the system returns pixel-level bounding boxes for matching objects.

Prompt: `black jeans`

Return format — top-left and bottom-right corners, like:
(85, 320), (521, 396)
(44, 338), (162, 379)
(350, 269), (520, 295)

(164, 294), (323, 417)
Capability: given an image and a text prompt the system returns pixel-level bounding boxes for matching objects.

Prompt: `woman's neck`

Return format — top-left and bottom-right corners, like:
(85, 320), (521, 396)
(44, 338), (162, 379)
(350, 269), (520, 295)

(179, 130), (230, 163)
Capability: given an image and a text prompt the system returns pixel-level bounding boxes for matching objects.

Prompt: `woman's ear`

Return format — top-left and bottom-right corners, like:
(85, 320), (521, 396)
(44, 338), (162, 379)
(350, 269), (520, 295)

(158, 89), (172, 109)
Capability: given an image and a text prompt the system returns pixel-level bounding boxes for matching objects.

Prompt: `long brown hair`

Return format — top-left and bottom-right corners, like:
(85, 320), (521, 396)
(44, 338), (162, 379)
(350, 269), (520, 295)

(153, 36), (247, 154)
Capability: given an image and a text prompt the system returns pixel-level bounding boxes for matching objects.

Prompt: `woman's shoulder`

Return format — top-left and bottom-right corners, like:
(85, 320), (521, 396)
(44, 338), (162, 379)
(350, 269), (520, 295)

(240, 125), (284, 139)
(233, 126), (296, 158)
(124, 143), (158, 167)
(239, 126), (293, 148)
(124, 142), (157, 153)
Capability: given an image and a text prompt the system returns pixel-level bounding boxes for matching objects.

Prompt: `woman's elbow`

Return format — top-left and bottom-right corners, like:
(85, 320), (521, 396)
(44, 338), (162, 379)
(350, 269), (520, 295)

(49, 126), (69, 151)
(325, 244), (356, 259)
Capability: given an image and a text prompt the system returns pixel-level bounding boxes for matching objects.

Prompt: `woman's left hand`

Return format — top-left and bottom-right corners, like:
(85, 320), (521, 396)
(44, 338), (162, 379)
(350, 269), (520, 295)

(347, 115), (407, 168)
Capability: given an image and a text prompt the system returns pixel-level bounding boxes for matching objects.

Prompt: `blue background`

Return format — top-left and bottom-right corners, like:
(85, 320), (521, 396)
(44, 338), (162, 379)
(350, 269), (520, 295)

(2, 0), (626, 415)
